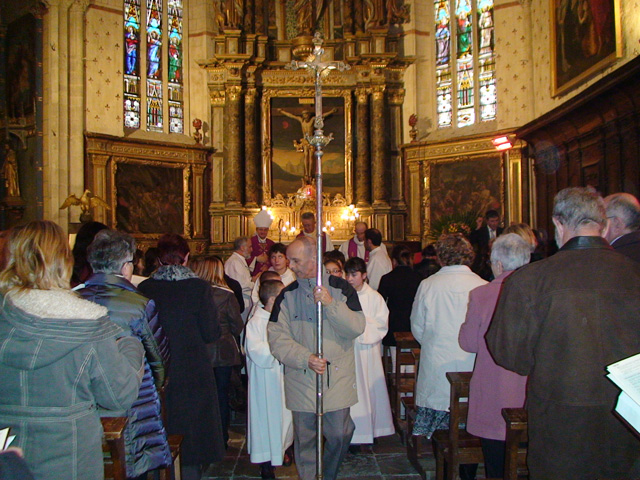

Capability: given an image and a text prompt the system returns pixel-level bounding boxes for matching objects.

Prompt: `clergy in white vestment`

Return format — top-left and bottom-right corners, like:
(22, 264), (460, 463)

(224, 236), (255, 321)
(364, 228), (392, 290)
(251, 242), (296, 306)
(344, 257), (395, 445)
(246, 279), (294, 475)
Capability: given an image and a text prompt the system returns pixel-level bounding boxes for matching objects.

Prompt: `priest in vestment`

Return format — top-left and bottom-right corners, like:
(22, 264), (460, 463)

(249, 210), (276, 276)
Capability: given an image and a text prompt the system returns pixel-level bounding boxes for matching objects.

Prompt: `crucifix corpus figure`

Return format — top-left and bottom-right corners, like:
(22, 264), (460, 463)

(278, 107), (338, 184)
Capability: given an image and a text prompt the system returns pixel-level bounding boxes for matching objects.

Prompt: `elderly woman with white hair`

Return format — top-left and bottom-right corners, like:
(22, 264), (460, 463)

(458, 233), (531, 478)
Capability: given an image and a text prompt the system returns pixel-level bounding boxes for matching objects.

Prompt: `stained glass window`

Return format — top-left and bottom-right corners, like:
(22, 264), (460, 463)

(477, 0), (496, 121)
(435, 0), (496, 128)
(435, 0), (452, 128)
(146, 0), (163, 132)
(125, 0), (184, 133)
(124, 0), (141, 129)
(167, 0), (183, 134)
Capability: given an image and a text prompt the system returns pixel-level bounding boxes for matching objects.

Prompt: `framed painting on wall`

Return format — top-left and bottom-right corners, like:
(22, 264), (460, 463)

(425, 155), (503, 239)
(550, 0), (622, 96)
(113, 160), (186, 235)
(261, 90), (353, 204)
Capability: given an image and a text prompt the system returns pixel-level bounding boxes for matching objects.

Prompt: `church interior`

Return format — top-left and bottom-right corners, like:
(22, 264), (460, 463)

(0, 0), (640, 478)
(0, 0), (638, 251)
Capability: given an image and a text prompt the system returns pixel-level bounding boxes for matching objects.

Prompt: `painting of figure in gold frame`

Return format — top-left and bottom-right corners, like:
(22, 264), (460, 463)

(262, 90), (353, 204)
(114, 161), (185, 235)
(425, 155), (503, 238)
(550, 0), (621, 96)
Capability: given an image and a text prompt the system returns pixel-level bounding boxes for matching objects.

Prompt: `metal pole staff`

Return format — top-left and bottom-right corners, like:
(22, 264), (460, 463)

(288, 32), (349, 480)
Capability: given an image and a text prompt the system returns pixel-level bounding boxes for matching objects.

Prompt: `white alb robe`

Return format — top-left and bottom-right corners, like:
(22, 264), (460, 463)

(366, 246), (392, 291)
(350, 282), (395, 444)
(224, 251), (254, 321)
(246, 306), (293, 465)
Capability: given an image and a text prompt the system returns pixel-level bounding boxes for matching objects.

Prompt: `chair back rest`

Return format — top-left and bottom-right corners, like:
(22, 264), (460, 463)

(445, 371), (472, 449)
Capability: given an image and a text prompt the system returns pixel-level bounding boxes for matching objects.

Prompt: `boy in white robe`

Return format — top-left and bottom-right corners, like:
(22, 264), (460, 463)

(246, 279), (294, 478)
(344, 257), (395, 447)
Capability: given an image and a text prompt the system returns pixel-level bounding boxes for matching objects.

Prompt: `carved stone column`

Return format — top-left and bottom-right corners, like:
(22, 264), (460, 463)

(388, 88), (407, 210)
(244, 86), (260, 207)
(371, 85), (388, 207)
(355, 87), (370, 207)
(224, 85), (243, 207)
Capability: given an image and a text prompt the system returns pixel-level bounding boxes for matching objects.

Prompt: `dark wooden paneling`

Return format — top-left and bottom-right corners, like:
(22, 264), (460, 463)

(517, 56), (640, 230)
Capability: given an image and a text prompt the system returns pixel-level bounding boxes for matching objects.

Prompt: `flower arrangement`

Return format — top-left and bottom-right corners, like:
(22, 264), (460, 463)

(428, 211), (478, 240)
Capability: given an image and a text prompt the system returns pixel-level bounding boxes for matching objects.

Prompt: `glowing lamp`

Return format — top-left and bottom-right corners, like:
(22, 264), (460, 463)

(492, 135), (513, 151)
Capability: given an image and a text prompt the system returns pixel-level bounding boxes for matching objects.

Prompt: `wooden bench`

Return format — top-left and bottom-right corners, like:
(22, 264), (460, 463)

(390, 332), (420, 439)
(502, 408), (528, 480)
(101, 417), (128, 480)
(432, 372), (484, 480)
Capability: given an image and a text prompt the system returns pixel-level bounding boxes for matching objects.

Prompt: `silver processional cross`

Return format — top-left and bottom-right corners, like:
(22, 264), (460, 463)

(288, 32), (350, 480)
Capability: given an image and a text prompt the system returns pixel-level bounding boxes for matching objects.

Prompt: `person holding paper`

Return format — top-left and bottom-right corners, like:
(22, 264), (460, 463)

(487, 187), (640, 480)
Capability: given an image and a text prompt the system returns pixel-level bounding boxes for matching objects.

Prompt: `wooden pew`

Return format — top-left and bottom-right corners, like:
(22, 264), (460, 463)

(101, 417), (128, 480)
(502, 408), (528, 480)
(432, 372), (484, 480)
(391, 331), (420, 440)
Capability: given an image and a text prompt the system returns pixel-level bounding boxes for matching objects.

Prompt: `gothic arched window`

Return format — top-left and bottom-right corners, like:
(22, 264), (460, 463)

(124, 0), (184, 133)
(435, 0), (496, 128)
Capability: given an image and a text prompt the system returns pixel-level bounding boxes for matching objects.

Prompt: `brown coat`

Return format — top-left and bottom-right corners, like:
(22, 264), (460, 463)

(486, 236), (640, 480)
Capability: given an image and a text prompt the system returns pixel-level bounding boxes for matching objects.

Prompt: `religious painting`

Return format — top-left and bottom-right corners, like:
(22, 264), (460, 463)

(114, 161), (184, 235)
(426, 155), (503, 238)
(550, 0), (621, 96)
(269, 96), (346, 197)
(5, 14), (36, 121)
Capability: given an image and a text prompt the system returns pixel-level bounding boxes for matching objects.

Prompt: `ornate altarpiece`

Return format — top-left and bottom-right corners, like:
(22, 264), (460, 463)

(202, 0), (414, 250)
(85, 133), (212, 253)
(402, 133), (526, 243)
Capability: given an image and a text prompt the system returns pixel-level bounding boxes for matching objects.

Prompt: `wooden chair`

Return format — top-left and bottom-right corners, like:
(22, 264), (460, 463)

(432, 372), (484, 480)
(502, 408), (528, 480)
(101, 417), (128, 480)
(405, 349), (431, 479)
(390, 332), (420, 436)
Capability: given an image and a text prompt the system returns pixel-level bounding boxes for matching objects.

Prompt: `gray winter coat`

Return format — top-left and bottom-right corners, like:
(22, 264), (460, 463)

(267, 275), (365, 413)
(0, 289), (143, 480)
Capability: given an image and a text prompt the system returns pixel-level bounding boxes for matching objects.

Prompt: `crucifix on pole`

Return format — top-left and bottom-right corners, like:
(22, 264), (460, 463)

(287, 32), (350, 480)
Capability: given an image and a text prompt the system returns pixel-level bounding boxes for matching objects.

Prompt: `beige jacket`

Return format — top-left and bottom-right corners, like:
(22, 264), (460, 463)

(267, 275), (365, 413)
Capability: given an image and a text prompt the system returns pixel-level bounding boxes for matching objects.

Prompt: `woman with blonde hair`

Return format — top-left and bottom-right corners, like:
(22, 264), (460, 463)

(189, 255), (244, 447)
(0, 220), (144, 480)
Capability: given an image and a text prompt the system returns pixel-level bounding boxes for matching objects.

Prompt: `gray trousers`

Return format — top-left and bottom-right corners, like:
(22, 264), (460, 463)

(292, 408), (355, 480)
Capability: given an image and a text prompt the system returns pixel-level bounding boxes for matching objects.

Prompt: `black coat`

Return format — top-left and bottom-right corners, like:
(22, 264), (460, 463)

(469, 226), (503, 280)
(611, 230), (640, 263)
(139, 265), (225, 466)
(377, 265), (423, 346)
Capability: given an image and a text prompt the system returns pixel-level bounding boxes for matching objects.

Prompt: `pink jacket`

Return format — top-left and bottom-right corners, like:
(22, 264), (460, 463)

(458, 271), (527, 441)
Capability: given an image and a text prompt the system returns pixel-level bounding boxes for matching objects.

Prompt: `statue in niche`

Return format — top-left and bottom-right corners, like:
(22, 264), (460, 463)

(223, 0), (243, 29)
(277, 107), (338, 184)
(2, 144), (20, 199)
(294, 0), (313, 35)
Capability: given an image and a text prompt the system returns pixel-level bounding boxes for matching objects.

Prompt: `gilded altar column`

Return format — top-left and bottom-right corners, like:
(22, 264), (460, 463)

(355, 88), (371, 207)
(244, 86), (260, 207)
(224, 85), (243, 207)
(371, 86), (389, 207)
(388, 88), (407, 210)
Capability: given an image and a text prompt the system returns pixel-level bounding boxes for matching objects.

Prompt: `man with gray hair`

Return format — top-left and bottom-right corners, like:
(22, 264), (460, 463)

(225, 236), (257, 320)
(604, 192), (640, 263)
(486, 187), (640, 480)
(78, 230), (171, 479)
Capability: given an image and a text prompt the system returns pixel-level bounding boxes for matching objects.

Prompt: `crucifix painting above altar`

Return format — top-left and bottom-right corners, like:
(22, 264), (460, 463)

(268, 95), (349, 200)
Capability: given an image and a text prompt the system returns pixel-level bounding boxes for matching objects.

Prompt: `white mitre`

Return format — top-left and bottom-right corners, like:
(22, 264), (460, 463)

(254, 209), (273, 228)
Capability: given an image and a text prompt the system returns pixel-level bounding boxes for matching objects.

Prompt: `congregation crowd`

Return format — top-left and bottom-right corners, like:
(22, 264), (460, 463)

(1, 186), (640, 480)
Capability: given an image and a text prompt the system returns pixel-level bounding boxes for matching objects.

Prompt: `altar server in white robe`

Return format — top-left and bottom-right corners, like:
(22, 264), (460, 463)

(344, 257), (395, 445)
(246, 279), (294, 478)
